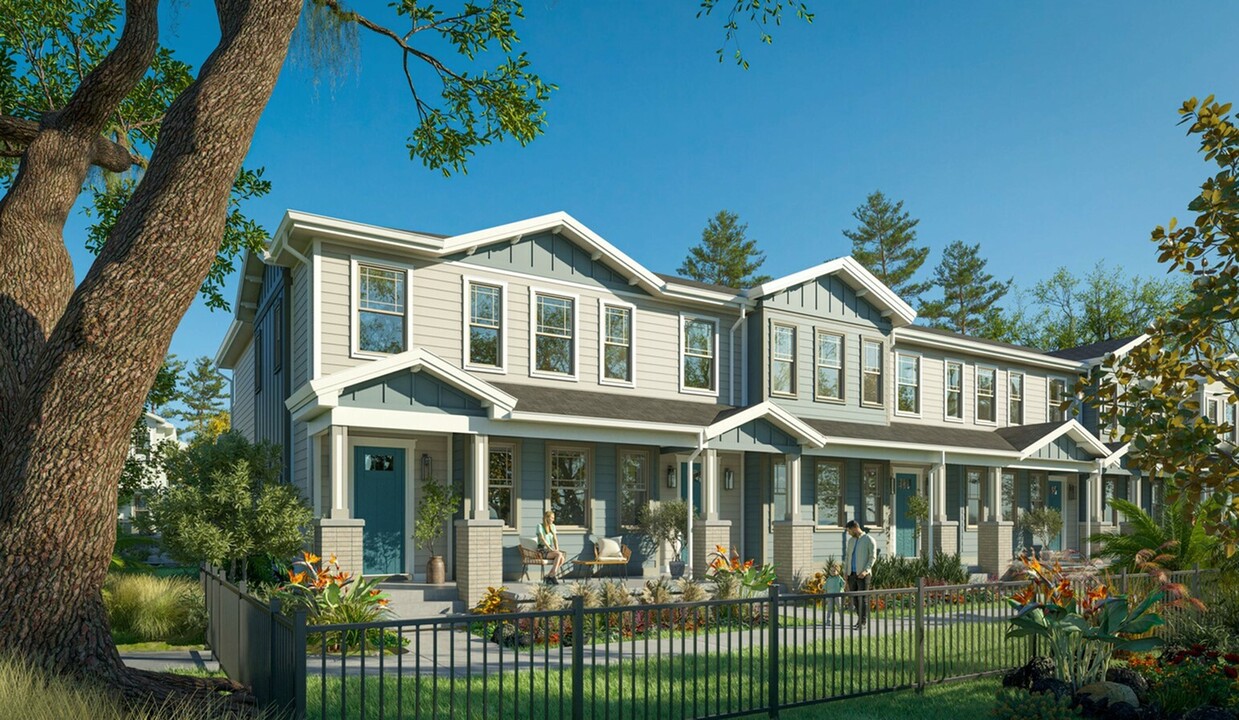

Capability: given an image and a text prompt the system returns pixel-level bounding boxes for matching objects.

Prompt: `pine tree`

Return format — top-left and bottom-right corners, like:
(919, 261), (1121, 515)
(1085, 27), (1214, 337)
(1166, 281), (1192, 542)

(678, 210), (772, 288)
(171, 357), (230, 442)
(842, 191), (932, 301)
(918, 241), (1012, 336)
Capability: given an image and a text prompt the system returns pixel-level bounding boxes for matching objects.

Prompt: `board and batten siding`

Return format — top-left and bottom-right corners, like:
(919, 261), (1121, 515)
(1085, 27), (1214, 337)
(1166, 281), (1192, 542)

(291, 262), (310, 387)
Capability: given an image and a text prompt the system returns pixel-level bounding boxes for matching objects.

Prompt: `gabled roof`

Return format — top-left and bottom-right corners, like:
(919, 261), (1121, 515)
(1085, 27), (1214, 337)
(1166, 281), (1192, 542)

(743, 257), (918, 327)
(1046, 335), (1148, 363)
(895, 325), (1084, 371)
(803, 417), (1019, 453)
(995, 420), (1113, 460)
(705, 401), (827, 448)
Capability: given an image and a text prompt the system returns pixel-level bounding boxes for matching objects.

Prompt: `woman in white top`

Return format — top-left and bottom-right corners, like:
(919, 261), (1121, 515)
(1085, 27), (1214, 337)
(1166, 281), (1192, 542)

(536, 510), (566, 584)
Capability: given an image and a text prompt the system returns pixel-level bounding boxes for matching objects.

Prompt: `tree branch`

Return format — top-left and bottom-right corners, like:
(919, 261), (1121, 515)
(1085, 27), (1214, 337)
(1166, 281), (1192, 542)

(0, 114), (140, 173)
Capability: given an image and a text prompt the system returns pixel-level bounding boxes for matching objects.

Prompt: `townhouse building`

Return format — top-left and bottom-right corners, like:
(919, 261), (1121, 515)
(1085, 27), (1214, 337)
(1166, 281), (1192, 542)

(215, 210), (1180, 602)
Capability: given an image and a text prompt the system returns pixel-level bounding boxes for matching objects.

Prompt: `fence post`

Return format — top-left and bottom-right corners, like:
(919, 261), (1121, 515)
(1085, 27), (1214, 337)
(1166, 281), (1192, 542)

(293, 609), (308, 720)
(915, 577), (925, 692)
(1120, 569), (1128, 595)
(572, 595), (584, 720)
(1192, 563), (1201, 599)
(768, 584), (780, 718)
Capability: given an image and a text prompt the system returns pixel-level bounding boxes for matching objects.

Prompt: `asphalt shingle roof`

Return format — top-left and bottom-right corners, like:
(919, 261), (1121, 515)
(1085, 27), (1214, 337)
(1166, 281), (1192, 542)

(1045, 335), (1144, 362)
(491, 382), (733, 426)
(653, 273), (739, 294)
(905, 325), (1048, 355)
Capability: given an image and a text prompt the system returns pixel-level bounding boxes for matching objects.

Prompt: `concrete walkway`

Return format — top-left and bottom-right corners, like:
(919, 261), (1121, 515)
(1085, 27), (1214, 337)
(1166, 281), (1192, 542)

(121, 649), (220, 674)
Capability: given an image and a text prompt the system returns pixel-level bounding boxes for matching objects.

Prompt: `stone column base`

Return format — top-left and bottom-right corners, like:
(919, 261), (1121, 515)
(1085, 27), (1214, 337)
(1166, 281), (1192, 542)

(691, 520), (733, 579)
(454, 519), (504, 604)
(315, 517), (365, 577)
(772, 519), (816, 588)
(927, 520), (959, 558)
(977, 521), (1015, 578)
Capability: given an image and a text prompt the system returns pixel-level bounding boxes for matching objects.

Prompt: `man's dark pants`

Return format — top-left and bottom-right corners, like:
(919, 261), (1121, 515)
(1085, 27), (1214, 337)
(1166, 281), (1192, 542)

(846, 573), (870, 625)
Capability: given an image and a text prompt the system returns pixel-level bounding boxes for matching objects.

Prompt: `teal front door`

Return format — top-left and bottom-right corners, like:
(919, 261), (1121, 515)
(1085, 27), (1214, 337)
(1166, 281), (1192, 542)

(894, 471), (918, 557)
(353, 446), (406, 576)
(680, 461), (701, 562)
(1046, 478), (1063, 551)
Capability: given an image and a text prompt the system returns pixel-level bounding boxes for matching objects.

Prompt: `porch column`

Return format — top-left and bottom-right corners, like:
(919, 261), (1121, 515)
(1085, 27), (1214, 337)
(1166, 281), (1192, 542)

(315, 425), (365, 576)
(692, 449), (731, 579)
(931, 461), (958, 558)
(456, 434), (503, 603)
(772, 451), (813, 587)
(977, 466), (1013, 578)
(1085, 463), (1102, 558)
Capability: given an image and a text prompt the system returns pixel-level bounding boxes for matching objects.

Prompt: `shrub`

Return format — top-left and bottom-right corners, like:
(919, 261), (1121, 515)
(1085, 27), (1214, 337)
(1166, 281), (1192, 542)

(565, 581), (601, 608)
(1158, 572), (1239, 653)
(705, 545), (774, 598)
(991, 688), (1082, 720)
(677, 579), (707, 603)
(870, 551), (967, 588)
(276, 552), (396, 653)
(1144, 645), (1239, 716)
(529, 583), (563, 612)
(472, 586), (508, 615)
(640, 577), (674, 605)
(104, 573), (205, 645)
(599, 579), (632, 608)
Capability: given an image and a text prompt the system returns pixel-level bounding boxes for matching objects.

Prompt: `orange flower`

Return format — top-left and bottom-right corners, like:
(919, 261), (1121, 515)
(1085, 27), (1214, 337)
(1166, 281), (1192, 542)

(715, 544), (728, 554)
(743, 560), (754, 571)
(1012, 587), (1036, 605)
(288, 570), (308, 585)
(302, 551), (321, 565)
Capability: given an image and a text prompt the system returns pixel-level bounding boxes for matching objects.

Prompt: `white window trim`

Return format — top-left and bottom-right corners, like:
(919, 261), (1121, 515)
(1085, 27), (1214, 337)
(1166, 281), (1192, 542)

(546, 443), (593, 532)
(617, 446), (650, 530)
(894, 351), (922, 418)
(1008, 371), (1025, 426)
(812, 457), (846, 528)
(860, 338), (885, 408)
(597, 298), (637, 388)
(1048, 377), (1069, 423)
(488, 440), (519, 531)
(528, 286), (580, 382)
(679, 313), (721, 397)
(943, 358), (966, 423)
(860, 461), (886, 530)
(462, 276), (508, 374)
(974, 365), (998, 426)
(813, 328), (845, 404)
(963, 466), (984, 529)
(770, 321), (798, 399)
(349, 255), (414, 360)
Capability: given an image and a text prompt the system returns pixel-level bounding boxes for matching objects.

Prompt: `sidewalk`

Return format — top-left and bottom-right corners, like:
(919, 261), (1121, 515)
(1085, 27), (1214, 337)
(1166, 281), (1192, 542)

(121, 649), (220, 674)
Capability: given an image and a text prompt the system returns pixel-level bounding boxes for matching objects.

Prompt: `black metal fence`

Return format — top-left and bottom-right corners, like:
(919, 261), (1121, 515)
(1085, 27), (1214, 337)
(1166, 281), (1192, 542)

(202, 566), (1214, 720)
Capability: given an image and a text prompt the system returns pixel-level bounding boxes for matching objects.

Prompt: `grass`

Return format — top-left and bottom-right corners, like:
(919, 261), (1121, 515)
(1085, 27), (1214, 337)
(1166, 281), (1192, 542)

(104, 573), (205, 646)
(782, 678), (997, 720)
(114, 640), (207, 653)
(305, 620), (1025, 719)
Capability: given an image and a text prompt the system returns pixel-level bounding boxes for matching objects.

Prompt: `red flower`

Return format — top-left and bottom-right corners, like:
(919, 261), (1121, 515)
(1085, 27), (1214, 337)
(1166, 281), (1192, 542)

(1224, 653), (1239, 664)
(1224, 666), (1238, 680)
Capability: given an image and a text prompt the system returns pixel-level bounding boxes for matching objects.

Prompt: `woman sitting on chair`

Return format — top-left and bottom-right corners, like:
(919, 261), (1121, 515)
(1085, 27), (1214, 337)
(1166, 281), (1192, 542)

(537, 510), (566, 585)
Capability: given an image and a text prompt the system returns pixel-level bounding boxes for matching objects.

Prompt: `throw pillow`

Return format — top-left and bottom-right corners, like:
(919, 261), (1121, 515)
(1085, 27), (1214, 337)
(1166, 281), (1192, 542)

(597, 536), (624, 560)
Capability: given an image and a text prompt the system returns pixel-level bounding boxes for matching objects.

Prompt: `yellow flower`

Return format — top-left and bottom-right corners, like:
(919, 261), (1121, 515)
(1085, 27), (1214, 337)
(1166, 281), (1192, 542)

(303, 552), (321, 565)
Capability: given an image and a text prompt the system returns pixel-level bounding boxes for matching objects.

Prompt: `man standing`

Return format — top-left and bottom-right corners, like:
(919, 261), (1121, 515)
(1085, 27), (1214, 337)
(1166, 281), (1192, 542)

(844, 520), (876, 629)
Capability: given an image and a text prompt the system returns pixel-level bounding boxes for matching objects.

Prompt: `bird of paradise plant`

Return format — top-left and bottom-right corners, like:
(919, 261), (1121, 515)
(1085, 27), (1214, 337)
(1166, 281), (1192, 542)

(1005, 553), (1166, 691)
(276, 551), (395, 652)
(707, 545), (775, 598)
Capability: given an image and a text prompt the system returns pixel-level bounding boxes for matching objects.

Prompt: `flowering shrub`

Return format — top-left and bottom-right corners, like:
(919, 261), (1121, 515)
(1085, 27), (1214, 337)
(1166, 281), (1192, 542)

(1142, 645), (1239, 715)
(473, 586), (508, 615)
(800, 571), (826, 605)
(707, 545), (775, 598)
(276, 552), (395, 653)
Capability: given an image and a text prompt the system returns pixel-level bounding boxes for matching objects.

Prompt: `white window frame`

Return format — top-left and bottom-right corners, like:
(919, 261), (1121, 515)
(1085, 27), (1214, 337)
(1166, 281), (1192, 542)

(487, 441), (518, 530)
(546, 444), (592, 531)
(598, 298), (637, 388)
(813, 458), (845, 528)
(462, 277), (508, 374)
(894, 352), (921, 417)
(770, 322), (798, 398)
(814, 329), (844, 403)
(975, 366), (998, 425)
(860, 462), (884, 528)
(964, 466), (984, 529)
(944, 359), (965, 423)
(679, 313), (720, 397)
(861, 338), (884, 408)
(349, 256), (414, 359)
(1008, 371), (1025, 426)
(1048, 377), (1069, 423)
(617, 447), (649, 530)
(529, 287), (580, 381)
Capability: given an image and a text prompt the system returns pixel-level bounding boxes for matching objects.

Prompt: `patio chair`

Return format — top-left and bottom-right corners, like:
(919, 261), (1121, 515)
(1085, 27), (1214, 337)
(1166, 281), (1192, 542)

(518, 537), (550, 582)
(576, 536), (631, 579)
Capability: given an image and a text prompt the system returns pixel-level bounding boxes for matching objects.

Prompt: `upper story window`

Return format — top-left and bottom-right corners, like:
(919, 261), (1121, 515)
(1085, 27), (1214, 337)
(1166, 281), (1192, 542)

(618, 449), (648, 528)
(533, 292), (576, 378)
(601, 303), (634, 385)
(467, 281), (504, 370)
(945, 361), (963, 420)
(1207, 397), (1221, 424)
(488, 444), (515, 528)
(681, 315), (718, 394)
(357, 264), (407, 355)
(1049, 378), (1068, 422)
(815, 459), (843, 526)
(771, 324), (796, 397)
(1009, 372), (1024, 425)
(896, 354), (920, 415)
(861, 339), (883, 407)
(976, 367), (996, 423)
(815, 331), (843, 401)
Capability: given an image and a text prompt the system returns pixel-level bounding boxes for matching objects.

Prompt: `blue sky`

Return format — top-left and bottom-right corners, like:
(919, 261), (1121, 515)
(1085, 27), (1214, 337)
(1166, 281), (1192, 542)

(63, 1), (1239, 368)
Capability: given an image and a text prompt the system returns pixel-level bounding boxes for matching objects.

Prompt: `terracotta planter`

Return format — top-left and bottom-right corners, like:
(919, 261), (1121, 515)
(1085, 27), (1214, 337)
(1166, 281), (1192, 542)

(426, 555), (446, 585)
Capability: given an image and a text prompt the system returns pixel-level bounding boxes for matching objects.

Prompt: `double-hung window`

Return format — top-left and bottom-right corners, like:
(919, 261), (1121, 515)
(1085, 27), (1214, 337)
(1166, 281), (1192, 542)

(1207, 398), (1221, 425)
(815, 459), (843, 526)
(1049, 379), (1068, 422)
(602, 304), (633, 384)
(1009, 372), (1024, 425)
(965, 467), (983, 527)
(771, 324), (796, 396)
(488, 444), (515, 527)
(357, 264), (407, 354)
(549, 447), (589, 527)
(945, 361), (963, 420)
(468, 282), (504, 369)
(896, 354), (920, 414)
(1150, 480), (1165, 522)
(618, 450), (647, 528)
(682, 316), (718, 393)
(861, 463), (883, 526)
(976, 367), (996, 423)
(1001, 470), (1017, 525)
(533, 292), (576, 377)
(815, 331), (843, 401)
(1029, 472), (1046, 510)
(861, 339), (883, 406)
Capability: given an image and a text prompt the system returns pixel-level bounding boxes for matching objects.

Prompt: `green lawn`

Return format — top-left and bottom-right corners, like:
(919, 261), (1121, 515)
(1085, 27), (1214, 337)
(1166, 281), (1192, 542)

(114, 640), (207, 653)
(782, 679), (996, 720)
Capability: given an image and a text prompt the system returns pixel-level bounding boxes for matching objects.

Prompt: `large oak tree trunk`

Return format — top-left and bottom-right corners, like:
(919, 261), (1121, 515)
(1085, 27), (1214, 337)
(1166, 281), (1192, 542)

(0, 0), (302, 692)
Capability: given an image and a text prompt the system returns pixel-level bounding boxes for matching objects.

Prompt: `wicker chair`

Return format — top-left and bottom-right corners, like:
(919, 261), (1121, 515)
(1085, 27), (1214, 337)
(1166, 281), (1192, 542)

(518, 537), (550, 581)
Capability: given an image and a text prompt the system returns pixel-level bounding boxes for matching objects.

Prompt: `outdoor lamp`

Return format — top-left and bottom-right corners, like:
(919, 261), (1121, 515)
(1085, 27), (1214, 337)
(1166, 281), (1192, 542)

(724, 468), (734, 490)
(666, 465), (677, 488)
(421, 453), (433, 480)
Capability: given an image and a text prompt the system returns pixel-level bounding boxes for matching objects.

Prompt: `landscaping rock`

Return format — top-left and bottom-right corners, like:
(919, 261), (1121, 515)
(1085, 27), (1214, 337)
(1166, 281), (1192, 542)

(1106, 667), (1149, 705)
(1181, 706), (1236, 720)
(1030, 677), (1072, 702)
(490, 624), (516, 646)
(1076, 681), (1139, 710)
(1004, 656), (1057, 690)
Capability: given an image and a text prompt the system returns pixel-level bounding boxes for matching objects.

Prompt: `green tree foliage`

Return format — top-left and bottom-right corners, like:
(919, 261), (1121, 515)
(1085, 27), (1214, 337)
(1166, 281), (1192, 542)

(169, 357), (229, 442)
(146, 432), (310, 583)
(412, 478), (461, 557)
(118, 355), (183, 509)
(1088, 497), (1219, 572)
(678, 210), (771, 288)
(842, 190), (931, 302)
(918, 240), (1011, 335)
(697, 0), (814, 69)
(1089, 97), (1239, 554)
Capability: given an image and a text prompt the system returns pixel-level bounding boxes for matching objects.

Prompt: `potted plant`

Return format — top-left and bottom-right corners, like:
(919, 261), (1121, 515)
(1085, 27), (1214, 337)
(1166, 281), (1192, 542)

(638, 500), (688, 578)
(1018, 506), (1063, 559)
(413, 478), (461, 584)
(907, 495), (930, 558)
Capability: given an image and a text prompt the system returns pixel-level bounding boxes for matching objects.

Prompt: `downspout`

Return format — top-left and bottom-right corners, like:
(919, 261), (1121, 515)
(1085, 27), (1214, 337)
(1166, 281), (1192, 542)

(729, 306), (747, 406)
(684, 429), (706, 577)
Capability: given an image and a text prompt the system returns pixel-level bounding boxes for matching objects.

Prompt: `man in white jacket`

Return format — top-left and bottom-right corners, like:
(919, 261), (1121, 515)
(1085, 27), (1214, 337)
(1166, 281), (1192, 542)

(844, 520), (876, 628)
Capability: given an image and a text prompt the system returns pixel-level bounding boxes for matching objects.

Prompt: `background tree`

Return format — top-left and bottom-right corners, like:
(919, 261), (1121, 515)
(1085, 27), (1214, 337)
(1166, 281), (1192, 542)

(0, 0), (812, 691)
(170, 356), (229, 442)
(678, 210), (771, 288)
(1088, 96), (1239, 555)
(842, 190), (932, 302)
(917, 240), (1011, 335)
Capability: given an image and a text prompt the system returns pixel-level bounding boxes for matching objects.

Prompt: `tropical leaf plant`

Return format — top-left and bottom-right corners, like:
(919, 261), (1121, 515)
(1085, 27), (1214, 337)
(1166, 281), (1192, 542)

(1088, 497), (1218, 572)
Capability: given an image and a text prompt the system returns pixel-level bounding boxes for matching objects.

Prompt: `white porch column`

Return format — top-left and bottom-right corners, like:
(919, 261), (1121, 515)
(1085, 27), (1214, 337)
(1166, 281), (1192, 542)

(329, 425), (350, 518)
(317, 425), (364, 576)
(786, 453), (802, 521)
(468, 434), (490, 520)
(1085, 462), (1102, 558)
(934, 462), (948, 522)
(702, 449), (720, 521)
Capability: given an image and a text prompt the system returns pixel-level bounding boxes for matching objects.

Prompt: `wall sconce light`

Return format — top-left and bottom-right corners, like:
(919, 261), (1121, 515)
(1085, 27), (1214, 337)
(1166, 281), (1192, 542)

(724, 468), (734, 491)
(421, 453), (433, 481)
(666, 465), (677, 488)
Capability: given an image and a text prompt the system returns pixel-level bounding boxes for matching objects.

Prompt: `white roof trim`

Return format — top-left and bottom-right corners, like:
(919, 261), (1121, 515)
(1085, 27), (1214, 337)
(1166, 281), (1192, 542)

(1102, 442), (1130, 469)
(705, 401), (827, 449)
(1082, 334), (1151, 366)
(743, 257), (917, 327)
(896, 326), (1085, 371)
(214, 319), (244, 369)
(1015, 420), (1113, 461)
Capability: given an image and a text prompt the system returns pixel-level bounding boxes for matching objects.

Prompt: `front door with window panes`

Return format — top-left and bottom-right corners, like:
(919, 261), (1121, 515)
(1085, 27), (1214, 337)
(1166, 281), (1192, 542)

(766, 459), (788, 564)
(894, 470), (918, 557)
(1046, 478), (1064, 551)
(353, 447), (406, 575)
